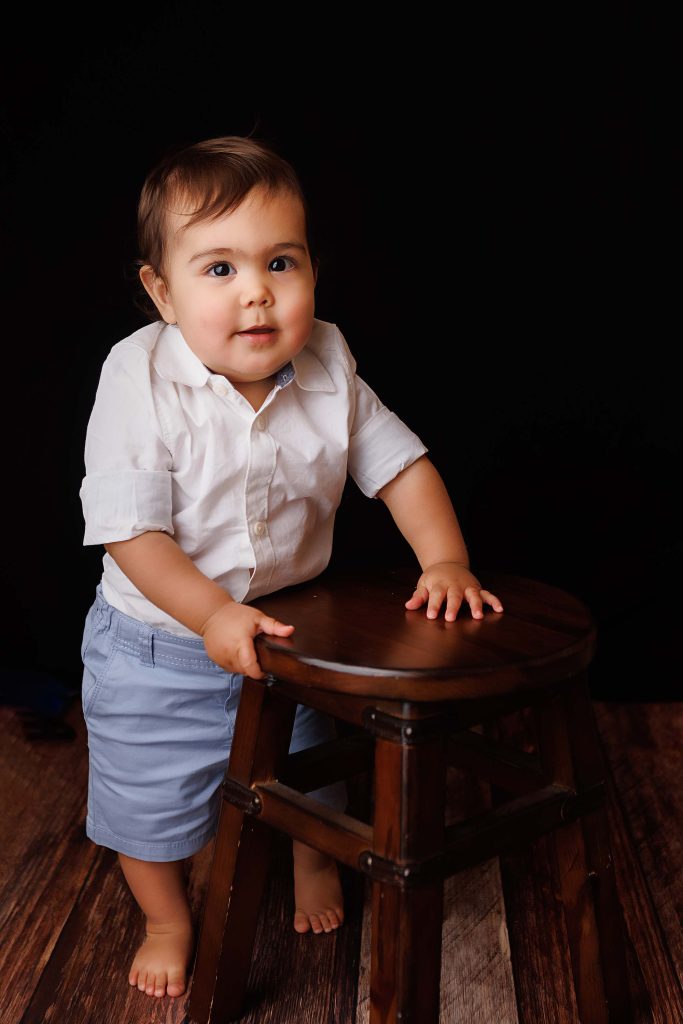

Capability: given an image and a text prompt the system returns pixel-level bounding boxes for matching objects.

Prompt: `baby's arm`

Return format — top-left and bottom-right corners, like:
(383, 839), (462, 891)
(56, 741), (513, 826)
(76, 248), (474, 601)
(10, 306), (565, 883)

(376, 455), (504, 621)
(104, 532), (294, 678)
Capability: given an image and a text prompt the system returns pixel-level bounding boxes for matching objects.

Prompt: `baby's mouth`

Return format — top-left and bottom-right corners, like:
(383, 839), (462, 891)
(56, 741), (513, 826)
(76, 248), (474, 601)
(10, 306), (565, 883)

(238, 327), (274, 335)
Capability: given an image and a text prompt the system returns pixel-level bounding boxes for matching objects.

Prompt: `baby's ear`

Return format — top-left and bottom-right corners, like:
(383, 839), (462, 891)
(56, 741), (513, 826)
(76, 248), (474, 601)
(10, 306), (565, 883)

(139, 265), (176, 324)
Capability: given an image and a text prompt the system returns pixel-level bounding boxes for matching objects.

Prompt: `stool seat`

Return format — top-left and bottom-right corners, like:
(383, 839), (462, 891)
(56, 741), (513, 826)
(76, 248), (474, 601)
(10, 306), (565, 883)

(187, 568), (631, 1024)
(250, 567), (596, 698)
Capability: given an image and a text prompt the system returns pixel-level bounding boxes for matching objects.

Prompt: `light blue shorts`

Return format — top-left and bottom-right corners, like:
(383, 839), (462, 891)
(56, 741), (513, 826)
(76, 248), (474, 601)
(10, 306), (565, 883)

(81, 583), (348, 862)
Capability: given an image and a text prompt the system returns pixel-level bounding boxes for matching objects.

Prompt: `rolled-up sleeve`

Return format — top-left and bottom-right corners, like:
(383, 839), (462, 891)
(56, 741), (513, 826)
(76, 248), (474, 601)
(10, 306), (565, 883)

(79, 344), (174, 545)
(347, 375), (429, 498)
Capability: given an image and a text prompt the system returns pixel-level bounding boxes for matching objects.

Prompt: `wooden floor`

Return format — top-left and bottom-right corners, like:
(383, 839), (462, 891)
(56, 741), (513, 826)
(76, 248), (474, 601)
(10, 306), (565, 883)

(1, 697), (682, 1024)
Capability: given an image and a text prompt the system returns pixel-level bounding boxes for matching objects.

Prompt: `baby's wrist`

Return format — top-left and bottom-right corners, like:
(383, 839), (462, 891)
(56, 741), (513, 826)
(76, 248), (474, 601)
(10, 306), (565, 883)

(199, 596), (237, 637)
(422, 559), (470, 572)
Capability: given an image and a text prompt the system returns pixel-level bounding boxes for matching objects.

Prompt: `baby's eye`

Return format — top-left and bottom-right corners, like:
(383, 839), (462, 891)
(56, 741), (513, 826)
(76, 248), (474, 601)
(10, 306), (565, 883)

(269, 255), (297, 272)
(207, 262), (235, 277)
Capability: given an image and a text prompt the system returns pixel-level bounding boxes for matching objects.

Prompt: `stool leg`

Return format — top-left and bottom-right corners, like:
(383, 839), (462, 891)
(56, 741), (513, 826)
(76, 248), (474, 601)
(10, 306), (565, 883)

(188, 677), (297, 1024)
(370, 730), (446, 1024)
(534, 676), (631, 1024)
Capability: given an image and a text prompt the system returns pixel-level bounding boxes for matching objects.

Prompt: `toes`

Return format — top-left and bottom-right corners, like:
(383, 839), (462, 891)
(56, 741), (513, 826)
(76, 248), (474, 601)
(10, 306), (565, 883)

(293, 909), (311, 933)
(294, 906), (345, 934)
(167, 972), (186, 997)
(131, 967), (185, 998)
(309, 913), (324, 934)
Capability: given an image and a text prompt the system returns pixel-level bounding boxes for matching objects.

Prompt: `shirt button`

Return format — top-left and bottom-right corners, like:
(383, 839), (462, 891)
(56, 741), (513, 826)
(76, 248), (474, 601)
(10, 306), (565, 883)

(255, 415), (267, 431)
(213, 381), (228, 397)
(253, 520), (267, 537)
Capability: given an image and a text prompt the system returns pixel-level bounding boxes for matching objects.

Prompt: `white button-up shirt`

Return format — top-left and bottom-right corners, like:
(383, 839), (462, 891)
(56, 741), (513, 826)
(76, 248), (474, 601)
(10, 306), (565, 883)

(80, 317), (428, 637)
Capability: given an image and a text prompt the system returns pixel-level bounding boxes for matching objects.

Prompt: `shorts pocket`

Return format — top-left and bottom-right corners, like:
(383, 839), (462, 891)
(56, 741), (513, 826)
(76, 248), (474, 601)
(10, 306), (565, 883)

(80, 602), (105, 664)
(81, 616), (118, 721)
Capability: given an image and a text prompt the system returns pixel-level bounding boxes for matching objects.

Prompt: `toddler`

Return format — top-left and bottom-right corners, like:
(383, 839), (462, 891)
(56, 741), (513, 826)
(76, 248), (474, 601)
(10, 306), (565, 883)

(79, 135), (504, 1000)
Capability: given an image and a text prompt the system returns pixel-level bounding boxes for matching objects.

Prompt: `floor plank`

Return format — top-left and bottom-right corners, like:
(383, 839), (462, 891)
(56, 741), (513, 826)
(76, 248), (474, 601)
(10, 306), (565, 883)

(595, 701), (683, 1024)
(0, 704), (96, 1024)
(0, 698), (681, 1023)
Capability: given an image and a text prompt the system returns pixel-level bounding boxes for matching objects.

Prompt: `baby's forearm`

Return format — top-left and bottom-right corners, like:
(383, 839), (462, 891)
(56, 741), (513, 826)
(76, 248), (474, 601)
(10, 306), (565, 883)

(104, 532), (234, 636)
(376, 456), (469, 570)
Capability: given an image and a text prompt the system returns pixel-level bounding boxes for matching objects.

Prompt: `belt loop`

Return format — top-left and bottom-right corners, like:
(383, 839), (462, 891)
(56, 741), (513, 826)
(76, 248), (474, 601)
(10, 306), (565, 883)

(138, 622), (155, 666)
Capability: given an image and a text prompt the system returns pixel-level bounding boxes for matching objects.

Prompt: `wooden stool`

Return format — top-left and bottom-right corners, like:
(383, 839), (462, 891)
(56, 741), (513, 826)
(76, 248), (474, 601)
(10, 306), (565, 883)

(187, 568), (631, 1024)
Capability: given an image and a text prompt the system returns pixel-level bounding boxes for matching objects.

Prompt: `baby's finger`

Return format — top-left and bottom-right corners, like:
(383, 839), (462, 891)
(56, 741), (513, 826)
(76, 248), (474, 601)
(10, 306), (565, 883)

(426, 585), (447, 620)
(481, 590), (504, 612)
(464, 586), (484, 620)
(405, 584), (428, 610)
(444, 590), (462, 622)
(238, 640), (264, 680)
(259, 614), (295, 636)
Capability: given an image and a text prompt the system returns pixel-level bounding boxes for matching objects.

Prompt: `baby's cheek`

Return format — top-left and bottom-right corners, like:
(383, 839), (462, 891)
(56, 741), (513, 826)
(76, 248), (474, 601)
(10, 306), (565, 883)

(199, 311), (224, 333)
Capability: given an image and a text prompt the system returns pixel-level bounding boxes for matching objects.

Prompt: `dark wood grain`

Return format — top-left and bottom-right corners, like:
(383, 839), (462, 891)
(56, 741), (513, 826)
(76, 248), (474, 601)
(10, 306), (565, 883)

(595, 701), (683, 1024)
(250, 568), (597, 698)
(0, 699), (681, 1022)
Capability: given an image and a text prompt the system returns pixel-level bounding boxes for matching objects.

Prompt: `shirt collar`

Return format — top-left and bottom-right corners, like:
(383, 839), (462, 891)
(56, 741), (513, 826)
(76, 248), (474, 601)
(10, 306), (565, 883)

(151, 321), (335, 393)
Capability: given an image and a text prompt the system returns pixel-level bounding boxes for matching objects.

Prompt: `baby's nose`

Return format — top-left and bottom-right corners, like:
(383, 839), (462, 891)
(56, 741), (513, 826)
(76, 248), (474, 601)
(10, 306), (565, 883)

(240, 277), (273, 304)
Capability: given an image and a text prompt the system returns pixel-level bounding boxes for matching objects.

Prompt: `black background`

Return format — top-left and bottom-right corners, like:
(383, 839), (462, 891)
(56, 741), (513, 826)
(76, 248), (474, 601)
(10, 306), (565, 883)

(1, 9), (680, 700)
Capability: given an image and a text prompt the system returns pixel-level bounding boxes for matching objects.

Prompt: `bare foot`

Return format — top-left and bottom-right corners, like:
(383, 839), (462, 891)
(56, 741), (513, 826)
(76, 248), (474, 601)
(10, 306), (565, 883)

(292, 840), (344, 934)
(128, 919), (194, 998)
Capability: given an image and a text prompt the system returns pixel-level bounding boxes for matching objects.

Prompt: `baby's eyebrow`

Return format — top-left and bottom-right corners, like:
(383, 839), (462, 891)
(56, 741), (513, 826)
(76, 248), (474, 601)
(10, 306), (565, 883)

(188, 243), (307, 264)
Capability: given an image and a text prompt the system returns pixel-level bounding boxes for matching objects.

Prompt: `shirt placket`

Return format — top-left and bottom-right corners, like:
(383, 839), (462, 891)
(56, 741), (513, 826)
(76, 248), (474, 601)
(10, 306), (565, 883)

(242, 396), (278, 597)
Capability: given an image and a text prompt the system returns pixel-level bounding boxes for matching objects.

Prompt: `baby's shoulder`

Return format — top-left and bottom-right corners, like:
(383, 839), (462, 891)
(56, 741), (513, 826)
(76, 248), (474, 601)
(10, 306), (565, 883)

(104, 321), (165, 366)
(96, 323), (172, 409)
(306, 318), (357, 375)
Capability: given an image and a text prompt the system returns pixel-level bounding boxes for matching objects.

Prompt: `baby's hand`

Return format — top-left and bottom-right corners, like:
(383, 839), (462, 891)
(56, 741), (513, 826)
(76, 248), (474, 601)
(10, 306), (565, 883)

(200, 602), (294, 679)
(405, 562), (504, 622)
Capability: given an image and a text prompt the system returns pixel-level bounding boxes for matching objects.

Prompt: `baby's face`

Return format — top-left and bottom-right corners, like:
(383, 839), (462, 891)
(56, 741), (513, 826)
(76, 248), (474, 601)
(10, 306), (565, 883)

(145, 186), (317, 386)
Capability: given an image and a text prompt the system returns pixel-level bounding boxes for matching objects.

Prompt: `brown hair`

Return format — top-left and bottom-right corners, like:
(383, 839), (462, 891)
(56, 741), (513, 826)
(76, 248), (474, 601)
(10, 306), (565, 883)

(134, 135), (319, 321)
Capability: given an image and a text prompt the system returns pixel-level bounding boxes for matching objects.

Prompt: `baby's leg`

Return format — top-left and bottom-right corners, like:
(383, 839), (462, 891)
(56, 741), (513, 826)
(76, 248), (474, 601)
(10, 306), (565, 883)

(289, 703), (347, 934)
(118, 853), (194, 998)
(292, 840), (345, 934)
(81, 593), (243, 995)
